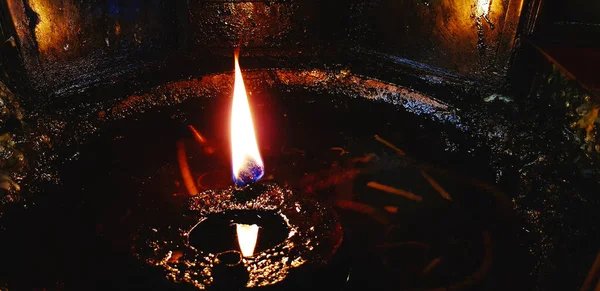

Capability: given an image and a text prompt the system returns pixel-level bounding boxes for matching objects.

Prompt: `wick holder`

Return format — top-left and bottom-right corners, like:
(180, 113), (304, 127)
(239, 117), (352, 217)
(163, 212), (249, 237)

(135, 182), (342, 289)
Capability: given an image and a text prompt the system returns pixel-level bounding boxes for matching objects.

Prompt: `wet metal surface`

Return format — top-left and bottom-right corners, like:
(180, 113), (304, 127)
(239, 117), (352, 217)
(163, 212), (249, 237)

(2, 0), (523, 97)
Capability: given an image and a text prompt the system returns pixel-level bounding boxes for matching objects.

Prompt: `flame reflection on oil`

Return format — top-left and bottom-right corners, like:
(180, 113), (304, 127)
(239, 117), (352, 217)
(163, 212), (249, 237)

(236, 223), (259, 257)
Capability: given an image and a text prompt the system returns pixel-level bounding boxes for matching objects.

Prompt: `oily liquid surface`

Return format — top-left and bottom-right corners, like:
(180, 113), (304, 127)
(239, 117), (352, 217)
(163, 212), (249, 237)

(0, 88), (532, 290)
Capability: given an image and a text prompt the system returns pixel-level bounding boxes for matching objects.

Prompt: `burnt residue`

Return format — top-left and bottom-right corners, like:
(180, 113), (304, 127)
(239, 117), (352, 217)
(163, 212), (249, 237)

(458, 42), (600, 290)
(0, 80), (67, 213)
(188, 2), (303, 49)
(134, 183), (343, 289)
(105, 69), (458, 124)
(517, 65), (600, 291)
(20, 0), (40, 60)
(0, 81), (25, 205)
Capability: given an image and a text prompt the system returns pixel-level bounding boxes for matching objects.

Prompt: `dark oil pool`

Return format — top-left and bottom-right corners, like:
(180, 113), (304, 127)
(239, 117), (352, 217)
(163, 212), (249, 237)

(0, 77), (534, 290)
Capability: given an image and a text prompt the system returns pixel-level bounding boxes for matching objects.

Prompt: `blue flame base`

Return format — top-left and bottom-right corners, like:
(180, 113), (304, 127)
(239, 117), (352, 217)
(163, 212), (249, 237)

(233, 161), (264, 187)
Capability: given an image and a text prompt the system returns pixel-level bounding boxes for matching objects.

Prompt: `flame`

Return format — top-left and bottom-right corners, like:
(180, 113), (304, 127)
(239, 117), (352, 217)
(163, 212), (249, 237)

(230, 51), (264, 187)
(236, 224), (259, 257)
(476, 0), (492, 17)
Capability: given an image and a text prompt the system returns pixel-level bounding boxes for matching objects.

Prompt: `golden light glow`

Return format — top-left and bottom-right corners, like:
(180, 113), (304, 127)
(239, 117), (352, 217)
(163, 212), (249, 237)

(476, 0), (492, 17)
(27, 0), (80, 57)
(230, 50), (264, 186)
(236, 224), (259, 257)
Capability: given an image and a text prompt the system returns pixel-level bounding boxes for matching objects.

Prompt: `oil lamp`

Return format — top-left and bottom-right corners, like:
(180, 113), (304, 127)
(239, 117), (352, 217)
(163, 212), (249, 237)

(134, 51), (345, 289)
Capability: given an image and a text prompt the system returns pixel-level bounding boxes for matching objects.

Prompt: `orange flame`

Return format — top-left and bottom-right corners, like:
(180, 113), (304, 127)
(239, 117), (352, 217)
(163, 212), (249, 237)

(230, 50), (264, 187)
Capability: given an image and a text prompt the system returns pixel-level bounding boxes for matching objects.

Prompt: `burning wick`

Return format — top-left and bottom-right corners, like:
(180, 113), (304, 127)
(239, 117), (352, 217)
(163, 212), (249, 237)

(236, 224), (259, 257)
(230, 50), (264, 187)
